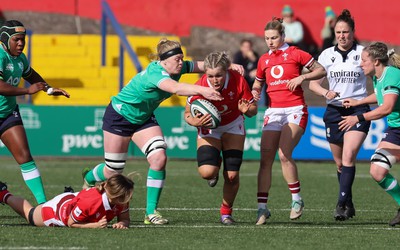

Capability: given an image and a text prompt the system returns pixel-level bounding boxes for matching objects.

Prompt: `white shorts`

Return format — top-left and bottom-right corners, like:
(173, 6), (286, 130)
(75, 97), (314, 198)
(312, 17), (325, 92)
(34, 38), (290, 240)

(198, 115), (245, 139)
(41, 192), (78, 227)
(262, 105), (308, 131)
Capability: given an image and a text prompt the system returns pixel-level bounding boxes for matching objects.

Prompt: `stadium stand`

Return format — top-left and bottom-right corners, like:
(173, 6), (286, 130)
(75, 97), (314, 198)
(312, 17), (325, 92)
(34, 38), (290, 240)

(29, 34), (199, 106)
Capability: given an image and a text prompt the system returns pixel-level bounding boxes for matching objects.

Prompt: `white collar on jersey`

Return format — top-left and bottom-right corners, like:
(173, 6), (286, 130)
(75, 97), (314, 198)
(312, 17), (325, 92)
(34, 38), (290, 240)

(206, 72), (230, 91)
(102, 192), (112, 211)
(268, 43), (290, 55)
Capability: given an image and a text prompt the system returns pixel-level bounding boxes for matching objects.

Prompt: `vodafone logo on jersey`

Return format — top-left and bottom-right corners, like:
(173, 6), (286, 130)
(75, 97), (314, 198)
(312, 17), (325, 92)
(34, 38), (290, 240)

(270, 65), (284, 79)
(269, 65), (289, 86)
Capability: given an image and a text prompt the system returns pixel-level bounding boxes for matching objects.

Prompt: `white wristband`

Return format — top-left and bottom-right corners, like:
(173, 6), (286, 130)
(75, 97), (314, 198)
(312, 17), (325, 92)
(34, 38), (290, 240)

(47, 87), (54, 95)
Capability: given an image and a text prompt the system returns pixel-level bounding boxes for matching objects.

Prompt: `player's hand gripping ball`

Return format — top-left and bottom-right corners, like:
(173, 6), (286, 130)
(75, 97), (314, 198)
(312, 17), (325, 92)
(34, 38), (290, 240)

(190, 99), (221, 129)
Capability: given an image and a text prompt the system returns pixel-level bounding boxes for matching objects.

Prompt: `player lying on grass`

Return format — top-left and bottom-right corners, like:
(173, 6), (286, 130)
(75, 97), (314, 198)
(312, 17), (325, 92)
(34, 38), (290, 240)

(0, 174), (133, 229)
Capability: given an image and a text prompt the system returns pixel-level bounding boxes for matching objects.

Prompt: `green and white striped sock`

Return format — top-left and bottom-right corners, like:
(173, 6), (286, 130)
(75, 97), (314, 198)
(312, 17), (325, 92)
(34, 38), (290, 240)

(20, 161), (46, 204)
(84, 163), (107, 185)
(146, 168), (166, 215)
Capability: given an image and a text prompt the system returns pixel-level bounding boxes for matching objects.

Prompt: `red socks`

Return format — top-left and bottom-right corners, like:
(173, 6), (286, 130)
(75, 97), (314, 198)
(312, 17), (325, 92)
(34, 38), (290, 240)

(220, 203), (232, 216)
(0, 190), (11, 204)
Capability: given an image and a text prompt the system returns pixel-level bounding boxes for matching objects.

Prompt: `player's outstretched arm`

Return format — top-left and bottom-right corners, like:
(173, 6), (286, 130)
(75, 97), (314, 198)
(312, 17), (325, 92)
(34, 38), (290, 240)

(24, 68), (70, 98)
(159, 79), (222, 101)
(0, 79), (44, 96)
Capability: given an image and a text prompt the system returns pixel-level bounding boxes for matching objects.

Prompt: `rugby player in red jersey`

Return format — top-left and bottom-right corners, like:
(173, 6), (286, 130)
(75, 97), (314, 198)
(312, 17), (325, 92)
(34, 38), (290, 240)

(252, 17), (326, 224)
(185, 52), (257, 225)
(0, 174), (133, 229)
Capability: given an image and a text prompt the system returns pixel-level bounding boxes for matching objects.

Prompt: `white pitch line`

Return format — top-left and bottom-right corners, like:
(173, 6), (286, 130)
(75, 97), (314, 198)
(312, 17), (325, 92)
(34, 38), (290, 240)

(128, 207), (394, 213)
(0, 248), (87, 250)
(129, 224), (400, 230)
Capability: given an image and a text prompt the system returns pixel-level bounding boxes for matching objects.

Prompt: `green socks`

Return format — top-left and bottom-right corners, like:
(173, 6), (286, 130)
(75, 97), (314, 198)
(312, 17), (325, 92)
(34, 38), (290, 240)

(20, 161), (46, 204)
(84, 163), (107, 185)
(378, 173), (400, 205)
(146, 169), (166, 215)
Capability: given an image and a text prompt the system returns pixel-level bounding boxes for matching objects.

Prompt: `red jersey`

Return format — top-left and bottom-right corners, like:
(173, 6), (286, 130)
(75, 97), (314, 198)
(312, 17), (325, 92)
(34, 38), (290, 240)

(255, 44), (314, 108)
(41, 188), (129, 227)
(188, 70), (254, 126)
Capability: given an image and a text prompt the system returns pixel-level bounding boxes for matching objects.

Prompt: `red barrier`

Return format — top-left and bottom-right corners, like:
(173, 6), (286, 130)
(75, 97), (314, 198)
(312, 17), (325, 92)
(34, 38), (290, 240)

(1, 0), (399, 46)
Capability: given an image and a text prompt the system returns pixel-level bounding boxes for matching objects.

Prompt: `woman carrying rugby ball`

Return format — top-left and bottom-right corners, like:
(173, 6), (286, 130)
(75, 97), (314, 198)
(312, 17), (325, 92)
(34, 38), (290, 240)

(185, 51), (257, 225)
(82, 38), (244, 225)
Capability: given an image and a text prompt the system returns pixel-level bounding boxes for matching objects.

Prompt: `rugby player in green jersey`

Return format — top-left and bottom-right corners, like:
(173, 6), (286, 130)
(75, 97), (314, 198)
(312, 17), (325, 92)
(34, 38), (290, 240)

(83, 38), (244, 225)
(0, 20), (70, 204)
(339, 42), (400, 226)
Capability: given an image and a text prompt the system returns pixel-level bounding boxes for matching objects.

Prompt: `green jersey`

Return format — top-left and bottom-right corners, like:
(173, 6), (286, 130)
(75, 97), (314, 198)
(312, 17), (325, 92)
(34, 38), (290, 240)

(373, 66), (400, 127)
(111, 60), (194, 124)
(0, 46), (31, 118)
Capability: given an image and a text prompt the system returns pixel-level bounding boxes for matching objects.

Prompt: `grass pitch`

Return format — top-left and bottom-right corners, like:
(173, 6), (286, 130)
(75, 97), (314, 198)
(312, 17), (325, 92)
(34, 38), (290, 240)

(1, 157), (400, 249)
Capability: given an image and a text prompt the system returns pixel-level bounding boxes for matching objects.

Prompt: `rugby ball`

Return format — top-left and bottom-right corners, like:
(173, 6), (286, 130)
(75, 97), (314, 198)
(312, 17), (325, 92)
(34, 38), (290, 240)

(190, 99), (221, 129)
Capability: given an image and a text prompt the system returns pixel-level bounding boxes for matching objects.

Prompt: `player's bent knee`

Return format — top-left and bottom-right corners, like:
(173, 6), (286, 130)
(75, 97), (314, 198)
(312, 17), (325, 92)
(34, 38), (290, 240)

(223, 149), (243, 171)
(198, 165), (218, 179)
(369, 164), (387, 182)
(141, 136), (167, 158)
(105, 152), (127, 173)
(148, 151), (167, 169)
(197, 145), (221, 167)
(370, 148), (396, 171)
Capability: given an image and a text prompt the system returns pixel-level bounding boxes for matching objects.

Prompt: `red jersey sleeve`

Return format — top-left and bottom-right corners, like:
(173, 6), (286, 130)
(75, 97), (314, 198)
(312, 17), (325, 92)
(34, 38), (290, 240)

(255, 55), (267, 82)
(70, 197), (92, 223)
(69, 189), (102, 223)
(294, 47), (314, 69)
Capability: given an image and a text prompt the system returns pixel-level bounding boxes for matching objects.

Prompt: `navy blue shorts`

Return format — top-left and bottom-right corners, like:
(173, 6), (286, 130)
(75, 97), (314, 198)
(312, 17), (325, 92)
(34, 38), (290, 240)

(323, 104), (371, 144)
(102, 103), (159, 137)
(0, 105), (23, 136)
(381, 126), (400, 145)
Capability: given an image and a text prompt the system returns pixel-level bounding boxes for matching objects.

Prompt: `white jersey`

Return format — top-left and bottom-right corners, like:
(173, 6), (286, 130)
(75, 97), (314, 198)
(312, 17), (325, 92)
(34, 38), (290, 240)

(318, 44), (367, 107)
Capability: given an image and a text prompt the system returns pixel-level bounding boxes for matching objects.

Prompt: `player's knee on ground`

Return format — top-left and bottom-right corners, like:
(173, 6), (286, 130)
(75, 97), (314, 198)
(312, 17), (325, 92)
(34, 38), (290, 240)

(105, 152), (127, 174)
(370, 148), (396, 180)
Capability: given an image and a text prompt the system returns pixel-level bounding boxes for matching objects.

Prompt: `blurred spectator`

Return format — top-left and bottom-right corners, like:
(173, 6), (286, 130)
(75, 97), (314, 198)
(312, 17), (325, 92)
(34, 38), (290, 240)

(320, 6), (337, 52)
(281, 5), (306, 51)
(233, 39), (259, 87)
(234, 39), (267, 106)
